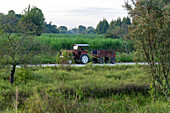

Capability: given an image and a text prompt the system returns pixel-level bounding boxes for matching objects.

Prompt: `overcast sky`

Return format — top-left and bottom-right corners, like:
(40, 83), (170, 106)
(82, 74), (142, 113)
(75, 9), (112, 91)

(0, 0), (128, 29)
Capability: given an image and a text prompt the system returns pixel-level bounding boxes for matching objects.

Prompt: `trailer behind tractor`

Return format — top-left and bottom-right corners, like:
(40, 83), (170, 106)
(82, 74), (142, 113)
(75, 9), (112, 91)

(92, 50), (116, 64)
(60, 44), (116, 64)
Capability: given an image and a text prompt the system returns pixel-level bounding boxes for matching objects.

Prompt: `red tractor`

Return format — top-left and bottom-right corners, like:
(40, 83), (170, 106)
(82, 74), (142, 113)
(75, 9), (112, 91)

(61, 44), (116, 64)
(63, 44), (90, 64)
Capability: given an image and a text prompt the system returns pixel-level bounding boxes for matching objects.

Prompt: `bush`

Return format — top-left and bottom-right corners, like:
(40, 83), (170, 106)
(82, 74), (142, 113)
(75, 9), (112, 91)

(56, 50), (74, 70)
(25, 88), (81, 112)
(16, 68), (32, 84)
(116, 52), (134, 62)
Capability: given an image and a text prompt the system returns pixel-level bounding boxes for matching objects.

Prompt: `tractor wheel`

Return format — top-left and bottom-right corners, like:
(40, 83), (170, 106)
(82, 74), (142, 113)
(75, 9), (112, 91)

(111, 57), (116, 64)
(98, 58), (104, 64)
(80, 54), (89, 64)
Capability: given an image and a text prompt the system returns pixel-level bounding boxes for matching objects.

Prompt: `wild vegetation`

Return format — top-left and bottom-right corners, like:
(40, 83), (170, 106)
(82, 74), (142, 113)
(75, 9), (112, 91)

(0, 0), (169, 112)
(0, 65), (168, 112)
(124, 0), (169, 100)
(0, 8), (45, 84)
(0, 6), (131, 36)
(34, 33), (135, 64)
(37, 34), (133, 52)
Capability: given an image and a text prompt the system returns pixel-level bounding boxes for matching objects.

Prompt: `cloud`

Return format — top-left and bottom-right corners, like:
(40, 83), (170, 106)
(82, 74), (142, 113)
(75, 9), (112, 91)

(68, 7), (126, 16)
(47, 7), (128, 28)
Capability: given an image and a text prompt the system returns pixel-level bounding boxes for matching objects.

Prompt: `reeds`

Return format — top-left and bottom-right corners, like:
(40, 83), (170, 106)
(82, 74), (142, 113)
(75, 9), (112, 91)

(37, 34), (132, 52)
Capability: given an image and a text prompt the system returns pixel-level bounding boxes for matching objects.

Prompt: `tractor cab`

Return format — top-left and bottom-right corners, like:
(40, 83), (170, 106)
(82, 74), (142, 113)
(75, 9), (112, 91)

(72, 44), (90, 64)
(73, 44), (89, 51)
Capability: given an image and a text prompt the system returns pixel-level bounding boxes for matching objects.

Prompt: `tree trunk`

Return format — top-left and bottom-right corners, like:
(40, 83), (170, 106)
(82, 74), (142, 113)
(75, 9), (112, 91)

(123, 42), (129, 54)
(153, 77), (157, 102)
(11, 64), (16, 84)
(122, 35), (129, 54)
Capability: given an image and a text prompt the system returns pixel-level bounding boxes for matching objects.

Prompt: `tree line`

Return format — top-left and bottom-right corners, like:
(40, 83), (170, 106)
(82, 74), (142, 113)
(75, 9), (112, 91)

(0, 6), (131, 37)
(0, 5), (45, 36)
(45, 17), (131, 37)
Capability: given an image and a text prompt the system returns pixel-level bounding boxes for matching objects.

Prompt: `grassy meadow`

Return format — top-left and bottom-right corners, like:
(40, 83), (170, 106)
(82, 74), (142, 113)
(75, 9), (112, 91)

(0, 65), (168, 112)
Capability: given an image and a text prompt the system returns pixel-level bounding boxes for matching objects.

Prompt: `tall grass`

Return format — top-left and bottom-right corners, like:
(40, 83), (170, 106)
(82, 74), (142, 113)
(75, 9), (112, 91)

(37, 34), (133, 52)
(0, 65), (168, 112)
(41, 33), (104, 38)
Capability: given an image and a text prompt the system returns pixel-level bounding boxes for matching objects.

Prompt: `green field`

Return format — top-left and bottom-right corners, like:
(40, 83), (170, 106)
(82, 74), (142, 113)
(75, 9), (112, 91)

(0, 65), (168, 112)
(37, 33), (133, 52)
(34, 34), (134, 64)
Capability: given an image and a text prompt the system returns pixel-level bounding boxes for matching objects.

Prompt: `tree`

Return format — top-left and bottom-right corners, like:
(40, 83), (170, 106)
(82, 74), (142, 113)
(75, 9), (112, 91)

(122, 16), (131, 25)
(0, 7), (45, 84)
(58, 26), (68, 34)
(80, 26), (96, 34)
(8, 10), (15, 15)
(124, 0), (169, 100)
(96, 19), (109, 34)
(21, 5), (45, 36)
(115, 17), (122, 27)
(72, 28), (78, 34)
(0, 10), (20, 33)
(44, 22), (59, 33)
(87, 26), (96, 34)
(95, 21), (103, 34)
(87, 26), (94, 31)
(109, 20), (116, 30)
(102, 19), (109, 33)
(0, 13), (4, 17)
(78, 25), (86, 34)
(105, 23), (130, 54)
(105, 17), (131, 39)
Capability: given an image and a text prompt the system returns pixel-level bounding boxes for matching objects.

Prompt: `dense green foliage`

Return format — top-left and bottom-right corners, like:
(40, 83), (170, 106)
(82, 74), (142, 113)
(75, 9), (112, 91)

(0, 8), (131, 37)
(37, 34), (133, 52)
(0, 5), (47, 84)
(124, 0), (170, 100)
(0, 1), (168, 112)
(85, 26), (96, 34)
(0, 5), (45, 36)
(58, 26), (68, 34)
(0, 33), (46, 84)
(105, 17), (131, 38)
(0, 11), (21, 33)
(0, 33), (135, 65)
(44, 22), (59, 33)
(21, 5), (45, 36)
(32, 34), (135, 64)
(78, 25), (86, 34)
(59, 25), (96, 34)
(0, 65), (168, 112)
(96, 19), (109, 34)
(41, 33), (104, 38)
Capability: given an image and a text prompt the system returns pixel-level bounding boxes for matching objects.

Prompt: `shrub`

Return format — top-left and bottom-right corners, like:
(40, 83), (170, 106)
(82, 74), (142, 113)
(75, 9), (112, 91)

(116, 52), (134, 62)
(56, 50), (74, 70)
(16, 68), (32, 84)
(25, 88), (81, 113)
